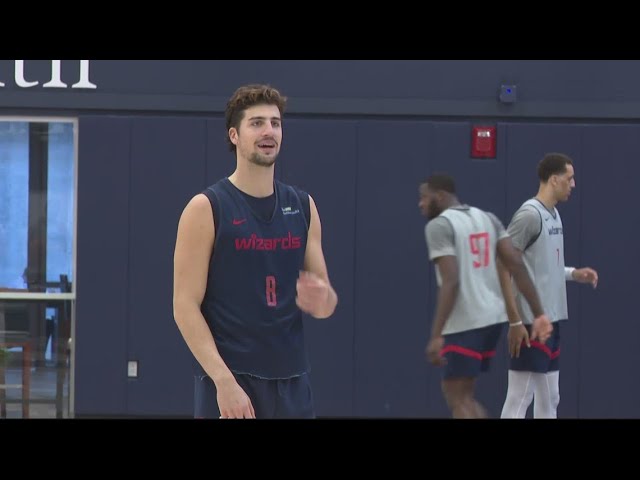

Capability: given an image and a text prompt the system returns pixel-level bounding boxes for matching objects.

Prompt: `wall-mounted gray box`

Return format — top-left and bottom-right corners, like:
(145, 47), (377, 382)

(499, 85), (517, 103)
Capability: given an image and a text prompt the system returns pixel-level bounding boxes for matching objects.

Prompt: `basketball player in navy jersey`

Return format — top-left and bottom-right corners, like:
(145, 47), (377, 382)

(173, 84), (338, 419)
(499, 153), (598, 419)
(419, 174), (551, 418)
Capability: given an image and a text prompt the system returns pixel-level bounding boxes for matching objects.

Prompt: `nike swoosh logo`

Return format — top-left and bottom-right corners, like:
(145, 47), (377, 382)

(232, 219), (247, 225)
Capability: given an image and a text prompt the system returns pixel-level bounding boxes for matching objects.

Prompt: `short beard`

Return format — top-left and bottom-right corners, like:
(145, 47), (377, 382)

(427, 206), (441, 219)
(248, 152), (277, 167)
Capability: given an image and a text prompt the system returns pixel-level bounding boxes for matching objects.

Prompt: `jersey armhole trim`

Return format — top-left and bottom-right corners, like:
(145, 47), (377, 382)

(291, 186), (311, 231)
(523, 206), (542, 251)
(204, 186), (222, 243)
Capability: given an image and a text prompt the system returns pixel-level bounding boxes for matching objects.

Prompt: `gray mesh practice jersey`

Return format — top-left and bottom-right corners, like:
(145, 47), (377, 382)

(509, 198), (568, 324)
(425, 205), (509, 335)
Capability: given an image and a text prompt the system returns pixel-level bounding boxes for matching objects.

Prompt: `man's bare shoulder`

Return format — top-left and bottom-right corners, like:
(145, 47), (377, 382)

(183, 193), (211, 215)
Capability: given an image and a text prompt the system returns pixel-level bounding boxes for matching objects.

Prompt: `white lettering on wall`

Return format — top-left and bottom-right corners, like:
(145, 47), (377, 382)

(0, 60), (97, 89)
(72, 60), (96, 89)
(43, 60), (67, 88)
(15, 60), (39, 87)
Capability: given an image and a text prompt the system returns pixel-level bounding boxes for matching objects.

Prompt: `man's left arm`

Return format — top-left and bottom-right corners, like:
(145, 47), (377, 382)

(566, 266), (599, 288)
(296, 195), (338, 318)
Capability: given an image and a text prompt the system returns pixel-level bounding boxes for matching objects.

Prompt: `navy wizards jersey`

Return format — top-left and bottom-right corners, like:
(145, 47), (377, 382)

(200, 178), (310, 379)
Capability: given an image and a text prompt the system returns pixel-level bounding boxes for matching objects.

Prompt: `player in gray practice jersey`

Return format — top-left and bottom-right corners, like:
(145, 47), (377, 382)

(419, 173), (551, 419)
(499, 153), (598, 419)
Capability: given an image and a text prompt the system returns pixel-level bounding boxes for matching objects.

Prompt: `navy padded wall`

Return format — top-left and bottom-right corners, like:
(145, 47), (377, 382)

(126, 118), (207, 415)
(279, 119), (358, 416)
(75, 116), (131, 416)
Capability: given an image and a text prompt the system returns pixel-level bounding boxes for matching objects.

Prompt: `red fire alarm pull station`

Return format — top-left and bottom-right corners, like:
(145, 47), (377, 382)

(471, 126), (496, 158)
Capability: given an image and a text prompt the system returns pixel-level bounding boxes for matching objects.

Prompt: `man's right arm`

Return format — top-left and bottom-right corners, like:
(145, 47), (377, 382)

(497, 238), (544, 319)
(496, 209), (552, 343)
(496, 207), (544, 318)
(486, 212), (524, 325)
(174, 194), (255, 418)
(496, 254), (534, 357)
(496, 257), (521, 324)
(496, 236), (552, 338)
(172, 194), (235, 388)
(424, 218), (459, 366)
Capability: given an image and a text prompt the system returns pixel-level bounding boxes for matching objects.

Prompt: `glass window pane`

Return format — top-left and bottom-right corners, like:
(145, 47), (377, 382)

(1, 118), (76, 418)
(0, 122), (29, 288)
(47, 123), (75, 286)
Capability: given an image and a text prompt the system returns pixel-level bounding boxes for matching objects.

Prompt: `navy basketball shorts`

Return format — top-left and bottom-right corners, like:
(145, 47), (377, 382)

(509, 320), (563, 373)
(194, 372), (315, 419)
(440, 323), (505, 379)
